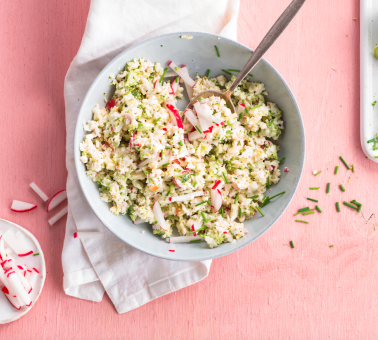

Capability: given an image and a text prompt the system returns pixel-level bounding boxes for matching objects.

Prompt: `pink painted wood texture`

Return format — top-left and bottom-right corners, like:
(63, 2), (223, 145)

(1, 0), (376, 339)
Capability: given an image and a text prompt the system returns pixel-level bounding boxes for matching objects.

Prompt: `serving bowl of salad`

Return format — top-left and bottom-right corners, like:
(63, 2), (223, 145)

(74, 32), (305, 261)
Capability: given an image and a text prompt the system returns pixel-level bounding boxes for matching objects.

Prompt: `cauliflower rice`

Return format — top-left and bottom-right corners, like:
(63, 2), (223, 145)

(79, 58), (284, 248)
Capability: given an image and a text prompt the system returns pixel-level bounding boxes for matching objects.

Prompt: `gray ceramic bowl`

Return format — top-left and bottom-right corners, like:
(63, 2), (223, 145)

(74, 32), (305, 261)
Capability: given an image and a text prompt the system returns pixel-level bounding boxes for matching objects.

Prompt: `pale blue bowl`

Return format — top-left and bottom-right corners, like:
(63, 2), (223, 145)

(74, 32), (305, 261)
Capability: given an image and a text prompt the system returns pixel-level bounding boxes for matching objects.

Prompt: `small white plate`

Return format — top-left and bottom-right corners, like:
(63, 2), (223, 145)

(0, 218), (46, 324)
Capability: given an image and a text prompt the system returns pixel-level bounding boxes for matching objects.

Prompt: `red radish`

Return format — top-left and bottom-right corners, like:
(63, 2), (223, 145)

(27, 269), (39, 290)
(3, 289), (21, 310)
(74, 232), (103, 239)
(212, 180), (222, 190)
(173, 159), (181, 165)
(191, 220), (202, 237)
(152, 201), (168, 231)
(73, 232), (77, 239)
(47, 190), (67, 212)
(167, 61), (195, 87)
(171, 76), (180, 94)
(193, 102), (212, 132)
(2, 286), (9, 295)
(7, 271), (32, 306)
(165, 236), (202, 243)
(133, 217), (146, 225)
(168, 191), (204, 203)
(29, 182), (49, 202)
(184, 109), (200, 128)
(284, 167), (289, 173)
(8, 256), (32, 294)
(2, 230), (34, 257)
(139, 155), (159, 168)
(231, 182), (241, 191)
(106, 98), (116, 109)
(24, 269), (32, 282)
(236, 103), (245, 115)
(173, 178), (183, 189)
(211, 188), (223, 213)
(166, 104), (184, 129)
(11, 200), (37, 213)
(188, 130), (202, 142)
(48, 206), (68, 225)
(198, 104), (223, 124)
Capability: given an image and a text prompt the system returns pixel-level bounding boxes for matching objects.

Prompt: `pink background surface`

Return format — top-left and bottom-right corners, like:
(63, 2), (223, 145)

(1, 0), (377, 339)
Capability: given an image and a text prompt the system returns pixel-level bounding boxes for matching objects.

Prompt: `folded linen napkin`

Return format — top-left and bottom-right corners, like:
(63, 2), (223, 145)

(62, 0), (240, 314)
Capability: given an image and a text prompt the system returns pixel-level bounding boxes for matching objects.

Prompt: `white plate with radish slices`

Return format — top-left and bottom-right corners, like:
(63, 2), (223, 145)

(0, 218), (46, 324)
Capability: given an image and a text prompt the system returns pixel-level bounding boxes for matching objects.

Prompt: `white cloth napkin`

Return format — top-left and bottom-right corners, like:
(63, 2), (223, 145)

(62, 0), (240, 314)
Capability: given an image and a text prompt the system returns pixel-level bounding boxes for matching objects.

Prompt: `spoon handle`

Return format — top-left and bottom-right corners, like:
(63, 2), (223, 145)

(226, 0), (307, 95)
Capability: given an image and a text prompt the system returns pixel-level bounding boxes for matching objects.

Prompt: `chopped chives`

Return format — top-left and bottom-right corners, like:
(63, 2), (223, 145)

(238, 207), (242, 218)
(195, 125), (202, 134)
(367, 138), (375, 143)
(195, 201), (208, 207)
(298, 207), (309, 212)
(201, 211), (208, 222)
(310, 187), (320, 190)
(167, 215), (175, 218)
(315, 205), (322, 213)
(334, 166), (339, 174)
(190, 239), (202, 243)
(206, 69), (210, 78)
(329, 245), (334, 248)
(238, 112), (242, 121)
(153, 117), (161, 124)
(266, 191), (285, 201)
(255, 206), (264, 217)
(226, 130), (232, 134)
(290, 240), (295, 248)
(221, 207), (225, 218)
(343, 201), (357, 210)
(178, 140), (183, 147)
(303, 211), (315, 216)
(295, 220), (309, 224)
(161, 162), (170, 167)
(222, 69), (232, 75)
(222, 172), (229, 184)
(125, 88), (134, 95)
(234, 194), (239, 204)
(351, 200), (362, 206)
(326, 183), (331, 193)
(215, 45), (220, 57)
(339, 156), (350, 170)
(339, 184), (345, 192)
(248, 104), (263, 111)
(307, 198), (318, 202)
(165, 189), (171, 199)
(33, 253), (40, 256)
(249, 195), (259, 199)
(228, 69), (253, 78)
(279, 157), (285, 163)
(165, 145), (172, 149)
(352, 164), (355, 173)
(375, 156), (378, 158)
(267, 176), (270, 188)
(336, 202), (340, 212)
(314, 170), (322, 176)
(160, 68), (168, 83)
(161, 149), (164, 160)
(357, 204), (362, 213)
(293, 212), (302, 216)
(188, 225), (207, 233)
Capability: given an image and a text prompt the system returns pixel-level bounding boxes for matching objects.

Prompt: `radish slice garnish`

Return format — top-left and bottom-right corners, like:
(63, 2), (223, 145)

(188, 130), (202, 142)
(167, 62), (195, 87)
(11, 200), (37, 213)
(166, 104), (184, 129)
(152, 201), (168, 231)
(2, 230), (34, 257)
(173, 178), (183, 189)
(167, 191), (204, 202)
(133, 217), (147, 225)
(2, 288), (21, 310)
(193, 102), (212, 132)
(0, 236), (6, 263)
(197, 103), (223, 124)
(236, 103), (245, 115)
(7, 271), (32, 306)
(8, 255), (32, 294)
(46, 189), (67, 212)
(165, 236), (203, 243)
(26, 268), (39, 289)
(139, 155), (159, 168)
(171, 76), (180, 94)
(211, 188), (223, 213)
(29, 182), (49, 202)
(191, 220), (202, 237)
(74, 232), (104, 239)
(184, 109), (200, 128)
(48, 206), (68, 225)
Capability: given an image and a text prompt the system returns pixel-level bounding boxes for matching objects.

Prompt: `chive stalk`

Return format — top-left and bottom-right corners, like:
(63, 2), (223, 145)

(234, 194), (239, 204)
(255, 206), (264, 217)
(343, 201), (357, 210)
(290, 240), (295, 248)
(298, 207), (310, 212)
(249, 195), (259, 199)
(215, 45), (220, 57)
(315, 205), (322, 213)
(326, 183), (331, 193)
(201, 212), (208, 222)
(160, 68), (168, 83)
(339, 156), (350, 170)
(310, 187), (320, 190)
(279, 157), (285, 163)
(190, 239), (202, 243)
(339, 184), (345, 192)
(303, 211), (315, 216)
(307, 198), (318, 202)
(314, 171), (322, 176)
(295, 220), (309, 224)
(222, 69), (232, 75)
(222, 172), (229, 184)
(334, 166), (339, 174)
(195, 201), (208, 207)
(336, 202), (340, 212)
(206, 69), (210, 78)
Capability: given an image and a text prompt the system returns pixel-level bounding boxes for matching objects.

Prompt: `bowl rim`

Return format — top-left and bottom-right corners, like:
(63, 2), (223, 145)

(74, 31), (305, 261)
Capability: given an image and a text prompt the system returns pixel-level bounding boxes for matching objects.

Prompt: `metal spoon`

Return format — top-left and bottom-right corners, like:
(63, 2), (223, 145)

(185, 0), (307, 112)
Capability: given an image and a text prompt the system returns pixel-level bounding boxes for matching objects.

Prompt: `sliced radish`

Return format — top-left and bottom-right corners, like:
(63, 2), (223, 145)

(29, 182), (49, 202)
(212, 180), (223, 190)
(165, 236), (203, 243)
(166, 104), (184, 129)
(11, 200), (37, 213)
(236, 103), (245, 115)
(231, 182), (241, 191)
(24, 269), (32, 282)
(211, 188), (223, 213)
(198, 104), (223, 124)
(0, 236), (6, 263)
(173, 178), (183, 189)
(3, 230), (34, 257)
(133, 217), (147, 225)
(3, 288), (21, 310)
(167, 62), (195, 87)
(74, 232), (104, 239)
(191, 220), (202, 237)
(8, 256), (32, 294)
(48, 206), (68, 225)
(25, 268), (38, 292)
(139, 155), (159, 168)
(171, 76), (180, 94)
(188, 130), (202, 141)
(46, 189), (67, 212)
(168, 191), (204, 203)
(193, 102), (212, 133)
(184, 109), (200, 127)
(152, 201), (168, 231)
(7, 271), (32, 306)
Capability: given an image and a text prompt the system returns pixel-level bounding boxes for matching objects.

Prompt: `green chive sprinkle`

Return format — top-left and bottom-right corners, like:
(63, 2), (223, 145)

(234, 194), (239, 204)
(165, 145), (172, 149)
(295, 220), (309, 224)
(352, 164), (355, 173)
(267, 176), (270, 188)
(238, 207), (242, 218)
(226, 130), (232, 134)
(307, 198), (318, 202)
(195, 201), (208, 207)
(167, 215), (175, 218)
(339, 156), (350, 170)
(222, 172), (229, 184)
(160, 68), (168, 83)
(255, 206), (264, 217)
(125, 88), (134, 95)
(238, 112), (242, 121)
(190, 239), (202, 243)
(315, 205), (322, 213)
(153, 117), (161, 124)
(310, 187), (320, 190)
(367, 138), (375, 143)
(188, 226), (206, 233)
(178, 140), (183, 147)
(215, 45), (220, 57)
(343, 201), (357, 210)
(303, 211), (315, 216)
(228, 69), (253, 78)
(33, 253), (40, 256)
(161, 162), (170, 167)
(336, 202), (340, 212)
(293, 212), (302, 216)
(266, 191), (285, 201)
(314, 171), (322, 176)
(279, 157), (285, 163)
(357, 204), (362, 213)
(339, 184), (345, 192)
(290, 240), (295, 248)
(161, 149), (164, 160)
(375, 156), (378, 158)
(329, 245), (334, 248)
(222, 69), (232, 75)
(201, 211), (208, 222)
(248, 104), (262, 111)
(206, 69), (210, 78)
(165, 189), (171, 199)
(351, 200), (362, 206)
(221, 207), (225, 218)
(334, 166), (339, 174)
(249, 195), (259, 199)
(326, 183), (331, 193)
(298, 207), (310, 212)
(195, 125), (202, 134)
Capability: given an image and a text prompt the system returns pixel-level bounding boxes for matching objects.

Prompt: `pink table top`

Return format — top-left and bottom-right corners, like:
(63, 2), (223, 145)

(1, 0), (377, 339)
